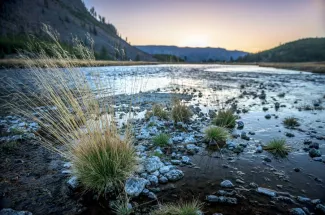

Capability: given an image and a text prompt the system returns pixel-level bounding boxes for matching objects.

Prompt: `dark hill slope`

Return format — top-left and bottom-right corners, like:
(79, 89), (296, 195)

(237, 38), (325, 62)
(0, 0), (154, 61)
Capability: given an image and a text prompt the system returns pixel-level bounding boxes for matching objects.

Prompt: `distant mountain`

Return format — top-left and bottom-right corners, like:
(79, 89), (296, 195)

(237, 38), (325, 62)
(136, 45), (248, 62)
(0, 0), (154, 61)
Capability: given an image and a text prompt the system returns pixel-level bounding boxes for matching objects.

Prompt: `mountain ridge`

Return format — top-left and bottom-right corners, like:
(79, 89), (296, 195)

(136, 45), (248, 62)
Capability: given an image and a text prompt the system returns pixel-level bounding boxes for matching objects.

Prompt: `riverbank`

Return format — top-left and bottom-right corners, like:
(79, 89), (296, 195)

(258, 62), (325, 74)
(0, 59), (159, 69)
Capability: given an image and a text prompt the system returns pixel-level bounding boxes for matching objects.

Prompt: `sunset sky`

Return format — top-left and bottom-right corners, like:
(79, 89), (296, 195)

(84, 0), (325, 53)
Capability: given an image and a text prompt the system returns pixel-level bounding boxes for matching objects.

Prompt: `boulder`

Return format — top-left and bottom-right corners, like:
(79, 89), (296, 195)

(124, 177), (147, 197)
(166, 169), (184, 182)
(220, 180), (234, 188)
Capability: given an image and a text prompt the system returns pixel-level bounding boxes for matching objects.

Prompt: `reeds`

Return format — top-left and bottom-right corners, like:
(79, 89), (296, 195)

(6, 24), (136, 194)
(153, 200), (203, 215)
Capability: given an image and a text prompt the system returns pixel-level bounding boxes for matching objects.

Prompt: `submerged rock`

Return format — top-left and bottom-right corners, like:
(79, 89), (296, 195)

(165, 169), (184, 181)
(67, 176), (79, 190)
(265, 114), (271, 119)
(316, 204), (325, 214)
(237, 121), (244, 129)
(297, 196), (311, 203)
(220, 180), (234, 188)
(124, 177), (147, 197)
(257, 187), (277, 197)
(206, 195), (237, 205)
(309, 148), (321, 158)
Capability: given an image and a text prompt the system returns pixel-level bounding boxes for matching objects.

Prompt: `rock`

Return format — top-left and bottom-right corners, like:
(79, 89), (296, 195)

(67, 176), (79, 190)
(263, 157), (272, 162)
(274, 196), (295, 203)
(257, 187), (277, 197)
(144, 156), (164, 172)
(147, 175), (159, 186)
(237, 121), (244, 129)
(256, 145), (263, 153)
(297, 196), (311, 203)
(311, 199), (321, 205)
(265, 114), (271, 119)
(241, 132), (250, 140)
(206, 195), (237, 205)
(147, 192), (157, 200)
(275, 102), (280, 109)
(309, 148), (321, 158)
(294, 168), (300, 172)
(249, 182), (258, 188)
(235, 179), (245, 184)
(309, 142), (320, 149)
(166, 169), (184, 182)
(220, 180), (234, 188)
(226, 141), (237, 149)
(286, 132), (295, 138)
(289, 208), (306, 215)
(303, 139), (312, 145)
(63, 162), (72, 168)
(248, 131), (255, 135)
(181, 156), (191, 164)
(154, 148), (163, 155)
(313, 157), (322, 162)
(159, 166), (171, 174)
(0, 209), (32, 215)
(159, 176), (168, 184)
(263, 107), (269, 111)
(170, 160), (181, 165)
(209, 110), (216, 118)
(316, 204), (325, 214)
(184, 135), (196, 144)
(141, 188), (149, 195)
(186, 144), (199, 154)
(124, 177), (148, 197)
(135, 145), (147, 152)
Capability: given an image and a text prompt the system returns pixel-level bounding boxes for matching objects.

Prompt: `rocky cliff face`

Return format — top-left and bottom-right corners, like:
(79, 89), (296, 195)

(0, 0), (154, 61)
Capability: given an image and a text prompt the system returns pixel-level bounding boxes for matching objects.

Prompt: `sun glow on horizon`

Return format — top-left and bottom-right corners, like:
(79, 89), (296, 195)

(179, 35), (209, 47)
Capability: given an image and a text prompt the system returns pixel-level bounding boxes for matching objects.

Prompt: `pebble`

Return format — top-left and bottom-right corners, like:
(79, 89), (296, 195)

(220, 180), (234, 188)
(257, 187), (277, 197)
(289, 208), (306, 215)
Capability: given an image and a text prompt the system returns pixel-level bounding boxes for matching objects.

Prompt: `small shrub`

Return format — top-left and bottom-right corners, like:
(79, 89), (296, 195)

(171, 99), (192, 123)
(111, 196), (132, 215)
(213, 110), (237, 128)
(283, 117), (300, 127)
(153, 200), (203, 215)
(145, 104), (169, 120)
(263, 139), (290, 157)
(204, 126), (229, 144)
(153, 133), (170, 147)
(72, 132), (136, 194)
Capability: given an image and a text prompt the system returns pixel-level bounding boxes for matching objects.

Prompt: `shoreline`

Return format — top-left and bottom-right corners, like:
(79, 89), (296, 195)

(0, 59), (324, 73)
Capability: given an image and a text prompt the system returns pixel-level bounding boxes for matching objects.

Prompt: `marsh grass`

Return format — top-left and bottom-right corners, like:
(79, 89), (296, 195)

(283, 117), (300, 128)
(213, 110), (237, 128)
(146, 104), (169, 120)
(153, 133), (170, 147)
(171, 99), (192, 123)
(204, 126), (229, 144)
(263, 139), (290, 157)
(111, 195), (133, 215)
(153, 200), (203, 215)
(6, 24), (137, 195)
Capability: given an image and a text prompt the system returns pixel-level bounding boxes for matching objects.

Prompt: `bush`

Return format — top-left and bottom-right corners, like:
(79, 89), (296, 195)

(145, 104), (169, 120)
(153, 133), (170, 147)
(204, 126), (229, 144)
(171, 99), (192, 123)
(263, 139), (290, 157)
(212, 110), (237, 128)
(283, 117), (300, 128)
(153, 200), (203, 215)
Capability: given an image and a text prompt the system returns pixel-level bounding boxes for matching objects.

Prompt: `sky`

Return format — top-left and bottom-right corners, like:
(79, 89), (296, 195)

(84, 0), (325, 52)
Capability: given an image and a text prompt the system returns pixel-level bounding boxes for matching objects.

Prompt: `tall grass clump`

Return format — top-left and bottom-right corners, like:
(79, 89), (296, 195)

(263, 139), (290, 157)
(153, 200), (203, 215)
(153, 133), (170, 147)
(6, 24), (136, 194)
(213, 109), (237, 128)
(283, 117), (300, 128)
(145, 104), (169, 120)
(171, 99), (192, 123)
(204, 126), (229, 144)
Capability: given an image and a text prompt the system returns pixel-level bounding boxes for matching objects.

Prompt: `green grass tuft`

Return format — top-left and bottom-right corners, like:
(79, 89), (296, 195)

(153, 133), (170, 147)
(145, 104), (169, 120)
(204, 126), (229, 144)
(171, 99), (192, 123)
(153, 200), (203, 215)
(111, 197), (133, 215)
(263, 139), (290, 157)
(283, 117), (300, 128)
(212, 110), (237, 128)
